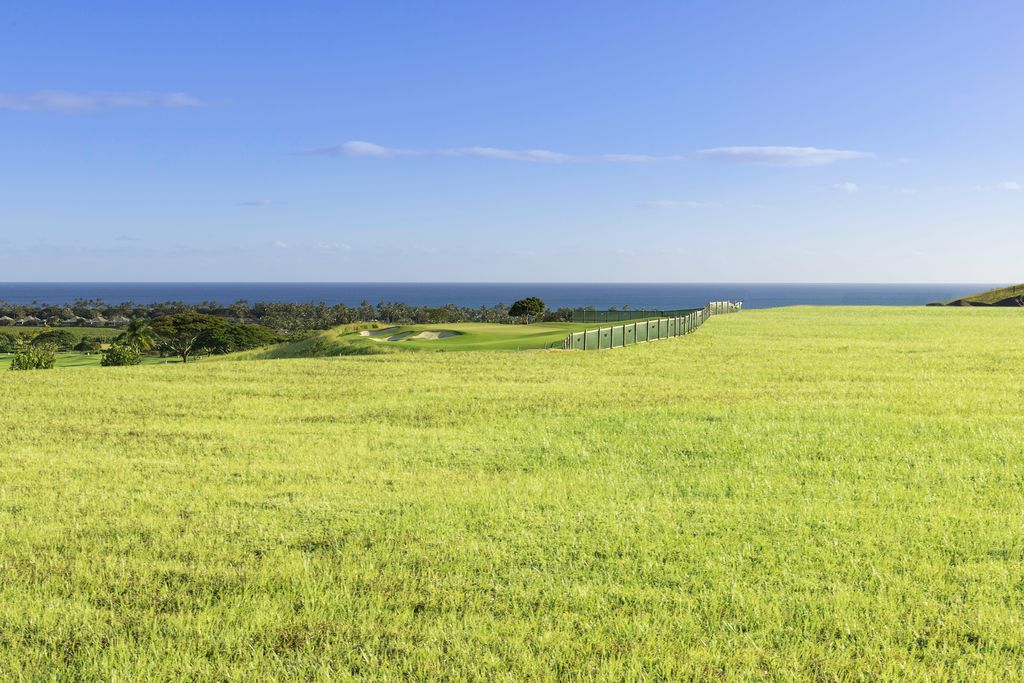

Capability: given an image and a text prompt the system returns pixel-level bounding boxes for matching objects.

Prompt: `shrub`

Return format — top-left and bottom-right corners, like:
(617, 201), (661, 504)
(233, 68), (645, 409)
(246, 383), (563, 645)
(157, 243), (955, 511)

(0, 332), (18, 353)
(10, 345), (56, 371)
(101, 343), (143, 367)
(75, 338), (103, 352)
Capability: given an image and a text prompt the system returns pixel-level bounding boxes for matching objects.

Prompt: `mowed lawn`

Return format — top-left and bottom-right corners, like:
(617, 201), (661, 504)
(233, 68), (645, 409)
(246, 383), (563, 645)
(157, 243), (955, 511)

(2, 307), (1023, 679)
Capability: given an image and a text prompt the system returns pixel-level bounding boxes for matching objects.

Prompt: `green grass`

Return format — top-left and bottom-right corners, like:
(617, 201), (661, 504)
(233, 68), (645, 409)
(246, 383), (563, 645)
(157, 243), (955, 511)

(3, 351), (180, 369)
(51, 352), (178, 368)
(945, 283), (1024, 304)
(232, 321), (596, 359)
(2, 307), (1024, 679)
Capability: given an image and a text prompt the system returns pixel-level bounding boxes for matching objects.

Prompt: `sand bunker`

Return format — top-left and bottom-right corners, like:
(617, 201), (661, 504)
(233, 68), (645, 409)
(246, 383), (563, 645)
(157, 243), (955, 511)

(411, 331), (459, 340)
(358, 326), (399, 337)
(361, 328), (458, 342)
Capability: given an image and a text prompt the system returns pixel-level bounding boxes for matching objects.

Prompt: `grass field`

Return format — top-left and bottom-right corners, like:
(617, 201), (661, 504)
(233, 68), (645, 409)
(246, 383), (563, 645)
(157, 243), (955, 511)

(2, 306), (1023, 679)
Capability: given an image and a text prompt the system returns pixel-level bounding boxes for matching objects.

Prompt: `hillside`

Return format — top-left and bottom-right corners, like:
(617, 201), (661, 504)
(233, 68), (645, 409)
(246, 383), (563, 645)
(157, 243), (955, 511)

(4, 307), (1024, 679)
(939, 283), (1024, 306)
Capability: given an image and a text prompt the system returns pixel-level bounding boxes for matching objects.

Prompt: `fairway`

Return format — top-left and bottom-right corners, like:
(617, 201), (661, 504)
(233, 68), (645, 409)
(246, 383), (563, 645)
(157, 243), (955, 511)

(233, 321), (599, 360)
(2, 307), (1023, 679)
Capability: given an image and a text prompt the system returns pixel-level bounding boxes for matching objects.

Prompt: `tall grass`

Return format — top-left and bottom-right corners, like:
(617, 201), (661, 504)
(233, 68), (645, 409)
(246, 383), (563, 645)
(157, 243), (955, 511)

(1, 306), (1023, 679)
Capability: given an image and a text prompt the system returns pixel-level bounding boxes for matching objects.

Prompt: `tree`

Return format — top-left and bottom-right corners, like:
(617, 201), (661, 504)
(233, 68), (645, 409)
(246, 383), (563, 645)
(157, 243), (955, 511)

(509, 297), (546, 324)
(358, 300), (377, 322)
(101, 343), (142, 366)
(194, 322), (279, 355)
(120, 317), (157, 352)
(31, 329), (77, 351)
(10, 344), (56, 371)
(151, 313), (226, 363)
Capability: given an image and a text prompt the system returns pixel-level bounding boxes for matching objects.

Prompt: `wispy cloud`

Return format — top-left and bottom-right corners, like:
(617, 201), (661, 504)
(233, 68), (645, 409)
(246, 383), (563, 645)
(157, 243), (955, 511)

(0, 90), (204, 112)
(317, 242), (353, 253)
(640, 199), (724, 209)
(697, 146), (872, 166)
(271, 240), (288, 249)
(998, 180), (1021, 191)
(304, 140), (681, 163)
(239, 199), (274, 207)
(832, 182), (859, 194)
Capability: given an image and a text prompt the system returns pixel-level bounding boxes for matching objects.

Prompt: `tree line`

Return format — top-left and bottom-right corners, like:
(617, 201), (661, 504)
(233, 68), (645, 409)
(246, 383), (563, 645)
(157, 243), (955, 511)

(0, 298), (572, 334)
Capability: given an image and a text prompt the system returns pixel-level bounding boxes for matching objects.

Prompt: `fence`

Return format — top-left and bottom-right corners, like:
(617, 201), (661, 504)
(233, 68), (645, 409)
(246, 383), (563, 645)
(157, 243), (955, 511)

(571, 308), (705, 323)
(562, 301), (741, 351)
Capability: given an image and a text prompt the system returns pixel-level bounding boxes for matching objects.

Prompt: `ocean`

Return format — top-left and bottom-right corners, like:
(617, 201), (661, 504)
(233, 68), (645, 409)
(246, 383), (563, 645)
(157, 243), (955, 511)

(0, 283), (998, 309)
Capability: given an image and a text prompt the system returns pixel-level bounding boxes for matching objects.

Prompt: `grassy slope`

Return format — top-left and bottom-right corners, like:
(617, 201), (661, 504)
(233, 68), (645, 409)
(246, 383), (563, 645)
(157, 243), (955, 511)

(945, 283), (1024, 304)
(232, 321), (596, 359)
(2, 307), (1024, 679)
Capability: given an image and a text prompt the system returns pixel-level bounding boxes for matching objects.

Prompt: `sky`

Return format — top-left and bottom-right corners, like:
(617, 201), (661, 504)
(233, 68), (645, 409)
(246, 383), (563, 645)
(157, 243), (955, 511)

(1, 1), (1022, 282)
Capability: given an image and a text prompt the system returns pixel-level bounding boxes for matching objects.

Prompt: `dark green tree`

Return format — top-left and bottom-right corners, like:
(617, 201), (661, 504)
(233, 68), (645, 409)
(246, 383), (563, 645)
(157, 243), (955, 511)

(31, 329), (77, 351)
(509, 297), (546, 324)
(194, 323), (279, 355)
(151, 313), (226, 363)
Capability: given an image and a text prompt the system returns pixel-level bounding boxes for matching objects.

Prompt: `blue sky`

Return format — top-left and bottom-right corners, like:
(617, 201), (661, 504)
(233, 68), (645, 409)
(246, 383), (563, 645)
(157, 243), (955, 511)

(1, 1), (1021, 282)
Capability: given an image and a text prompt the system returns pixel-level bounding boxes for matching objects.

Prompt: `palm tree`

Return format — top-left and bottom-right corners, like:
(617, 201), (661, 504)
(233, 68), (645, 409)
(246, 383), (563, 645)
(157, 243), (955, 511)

(122, 317), (157, 352)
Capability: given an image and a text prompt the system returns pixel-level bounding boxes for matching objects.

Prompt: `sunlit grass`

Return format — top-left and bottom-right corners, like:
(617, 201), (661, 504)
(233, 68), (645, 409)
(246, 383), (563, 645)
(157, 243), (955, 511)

(1, 306), (1023, 679)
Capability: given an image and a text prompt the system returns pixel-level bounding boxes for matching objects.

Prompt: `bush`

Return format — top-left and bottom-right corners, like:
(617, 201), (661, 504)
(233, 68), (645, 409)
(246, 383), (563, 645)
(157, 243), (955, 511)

(10, 345), (56, 371)
(75, 338), (103, 352)
(101, 343), (143, 367)
(0, 332), (18, 353)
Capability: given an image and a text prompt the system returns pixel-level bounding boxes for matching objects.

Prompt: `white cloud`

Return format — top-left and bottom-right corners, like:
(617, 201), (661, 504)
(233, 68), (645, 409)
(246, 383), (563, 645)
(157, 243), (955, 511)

(306, 140), (680, 163)
(317, 242), (353, 253)
(998, 180), (1021, 191)
(0, 90), (204, 112)
(895, 187), (916, 195)
(342, 141), (417, 158)
(697, 146), (872, 166)
(271, 240), (288, 249)
(832, 182), (859, 194)
(438, 146), (572, 162)
(640, 199), (724, 209)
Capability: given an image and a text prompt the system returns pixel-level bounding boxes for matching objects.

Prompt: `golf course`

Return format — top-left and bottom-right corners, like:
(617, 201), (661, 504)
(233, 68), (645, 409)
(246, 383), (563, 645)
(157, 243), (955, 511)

(3, 305), (1023, 679)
